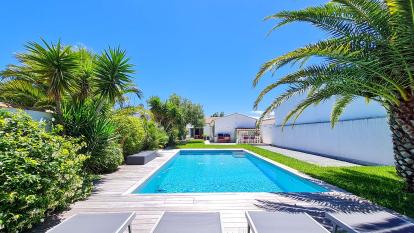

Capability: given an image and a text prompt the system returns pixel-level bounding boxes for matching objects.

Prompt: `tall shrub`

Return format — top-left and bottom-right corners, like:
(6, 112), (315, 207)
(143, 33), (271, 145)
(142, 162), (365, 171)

(58, 101), (123, 173)
(112, 107), (168, 155)
(112, 111), (146, 156)
(142, 120), (169, 150)
(0, 110), (92, 232)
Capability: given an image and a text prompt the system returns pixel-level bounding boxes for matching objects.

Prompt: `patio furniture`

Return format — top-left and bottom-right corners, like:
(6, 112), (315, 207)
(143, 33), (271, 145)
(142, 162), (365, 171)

(46, 212), (136, 233)
(126, 151), (157, 165)
(151, 212), (223, 233)
(326, 211), (414, 233)
(217, 133), (231, 143)
(245, 211), (329, 233)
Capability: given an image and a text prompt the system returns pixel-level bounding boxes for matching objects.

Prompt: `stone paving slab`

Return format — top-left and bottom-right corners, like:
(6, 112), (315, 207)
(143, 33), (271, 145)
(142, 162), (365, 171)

(257, 145), (359, 167)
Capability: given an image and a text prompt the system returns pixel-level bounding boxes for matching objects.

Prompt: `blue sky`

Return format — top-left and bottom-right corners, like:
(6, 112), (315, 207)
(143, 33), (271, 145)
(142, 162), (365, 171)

(1, 0), (328, 117)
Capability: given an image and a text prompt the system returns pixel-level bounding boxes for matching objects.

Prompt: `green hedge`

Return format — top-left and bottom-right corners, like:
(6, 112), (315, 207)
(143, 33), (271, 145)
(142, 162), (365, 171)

(112, 108), (169, 156)
(113, 114), (146, 156)
(0, 110), (92, 232)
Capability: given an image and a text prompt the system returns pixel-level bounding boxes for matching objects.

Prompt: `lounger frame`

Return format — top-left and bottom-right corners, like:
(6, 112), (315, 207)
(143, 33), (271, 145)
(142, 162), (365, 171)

(245, 211), (329, 233)
(46, 212), (135, 233)
(149, 211), (224, 233)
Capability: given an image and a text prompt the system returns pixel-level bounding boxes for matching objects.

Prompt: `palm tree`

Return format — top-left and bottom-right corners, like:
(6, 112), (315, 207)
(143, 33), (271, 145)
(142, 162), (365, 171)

(0, 80), (53, 110)
(1, 39), (78, 115)
(93, 47), (142, 106)
(73, 48), (95, 102)
(1, 41), (143, 114)
(254, 0), (414, 192)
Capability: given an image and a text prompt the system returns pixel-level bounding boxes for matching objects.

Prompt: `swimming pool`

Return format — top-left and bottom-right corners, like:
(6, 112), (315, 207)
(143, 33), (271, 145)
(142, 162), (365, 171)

(133, 150), (328, 194)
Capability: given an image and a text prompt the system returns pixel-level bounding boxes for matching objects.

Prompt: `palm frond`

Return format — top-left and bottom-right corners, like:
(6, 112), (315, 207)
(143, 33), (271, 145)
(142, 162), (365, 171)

(330, 95), (354, 127)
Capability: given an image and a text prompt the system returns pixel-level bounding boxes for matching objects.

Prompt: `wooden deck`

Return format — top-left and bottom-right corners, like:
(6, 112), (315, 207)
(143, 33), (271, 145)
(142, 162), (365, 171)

(32, 149), (388, 233)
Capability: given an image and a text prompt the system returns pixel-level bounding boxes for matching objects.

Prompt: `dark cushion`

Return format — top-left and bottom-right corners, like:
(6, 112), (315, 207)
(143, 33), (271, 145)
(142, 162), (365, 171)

(126, 151), (157, 165)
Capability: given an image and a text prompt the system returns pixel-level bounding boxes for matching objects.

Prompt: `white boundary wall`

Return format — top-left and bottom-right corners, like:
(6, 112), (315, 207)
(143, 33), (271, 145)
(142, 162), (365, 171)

(2, 108), (52, 122)
(261, 95), (394, 165)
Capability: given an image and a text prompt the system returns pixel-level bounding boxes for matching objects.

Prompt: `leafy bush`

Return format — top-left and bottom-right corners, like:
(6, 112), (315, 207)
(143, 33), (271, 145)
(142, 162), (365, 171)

(112, 112), (146, 156)
(58, 101), (123, 173)
(113, 107), (168, 155)
(86, 141), (123, 173)
(0, 110), (92, 232)
(143, 120), (168, 149)
(147, 94), (204, 145)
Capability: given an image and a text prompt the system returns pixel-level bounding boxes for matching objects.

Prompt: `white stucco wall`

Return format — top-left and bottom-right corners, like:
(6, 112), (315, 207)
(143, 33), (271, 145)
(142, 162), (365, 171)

(261, 95), (394, 165)
(262, 118), (394, 165)
(203, 125), (212, 138)
(2, 108), (52, 122)
(213, 114), (257, 142)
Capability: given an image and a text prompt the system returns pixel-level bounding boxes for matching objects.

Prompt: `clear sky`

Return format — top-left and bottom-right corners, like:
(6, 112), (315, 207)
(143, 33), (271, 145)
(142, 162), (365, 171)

(1, 0), (328, 117)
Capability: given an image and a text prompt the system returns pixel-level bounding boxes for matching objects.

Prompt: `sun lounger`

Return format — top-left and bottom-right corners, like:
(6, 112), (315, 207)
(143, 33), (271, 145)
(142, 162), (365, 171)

(150, 212), (223, 233)
(326, 211), (414, 233)
(246, 211), (329, 233)
(46, 212), (136, 233)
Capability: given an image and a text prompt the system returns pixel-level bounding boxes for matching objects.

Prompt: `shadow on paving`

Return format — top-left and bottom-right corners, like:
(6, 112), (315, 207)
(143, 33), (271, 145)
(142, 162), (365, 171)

(309, 167), (414, 218)
(255, 192), (384, 231)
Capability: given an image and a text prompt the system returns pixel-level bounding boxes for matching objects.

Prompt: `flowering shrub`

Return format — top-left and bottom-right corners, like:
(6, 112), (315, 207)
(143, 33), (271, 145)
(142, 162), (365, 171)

(0, 110), (92, 232)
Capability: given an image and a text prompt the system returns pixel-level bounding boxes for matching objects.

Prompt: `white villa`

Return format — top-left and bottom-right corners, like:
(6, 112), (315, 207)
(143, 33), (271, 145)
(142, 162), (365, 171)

(202, 113), (258, 143)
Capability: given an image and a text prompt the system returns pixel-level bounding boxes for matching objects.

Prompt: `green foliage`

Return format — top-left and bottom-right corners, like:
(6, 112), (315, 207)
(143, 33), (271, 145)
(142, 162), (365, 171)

(0, 110), (92, 232)
(211, 112), (224, 117)
(58, 101), (122, 173)
(178, 141), (414, 218)
(0, 39), (142, 113)
(142, 119), (169, 149)
(112, 107), (168, 155)
(94, 47), (142, 104)
(112, 108), (146, 156)
(148, 94), (204, 145)
(86, 141), (123, 174)
(0, 80), (54, 111)
(254, 0), (414, 125)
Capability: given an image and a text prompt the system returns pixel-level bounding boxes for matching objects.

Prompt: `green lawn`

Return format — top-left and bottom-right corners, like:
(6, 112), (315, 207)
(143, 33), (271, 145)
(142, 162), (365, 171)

(177, 140), (414, 218)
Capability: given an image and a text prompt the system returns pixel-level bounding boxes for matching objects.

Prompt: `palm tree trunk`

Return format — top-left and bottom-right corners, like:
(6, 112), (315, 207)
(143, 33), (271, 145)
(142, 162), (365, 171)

(55, 96), (62, 116)
(389, 97), (414, 193)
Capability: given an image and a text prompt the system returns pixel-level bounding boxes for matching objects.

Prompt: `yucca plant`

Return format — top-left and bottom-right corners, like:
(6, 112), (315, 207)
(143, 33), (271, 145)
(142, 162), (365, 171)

(254, 0), (414, 192)
(1, 40), (143, 115)
(57, 100), (122, 173)
(94, 47), (143, 105)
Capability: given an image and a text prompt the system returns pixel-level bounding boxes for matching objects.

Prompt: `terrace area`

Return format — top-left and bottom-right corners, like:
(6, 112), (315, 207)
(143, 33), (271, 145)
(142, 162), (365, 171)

(31, 146), (411, 233)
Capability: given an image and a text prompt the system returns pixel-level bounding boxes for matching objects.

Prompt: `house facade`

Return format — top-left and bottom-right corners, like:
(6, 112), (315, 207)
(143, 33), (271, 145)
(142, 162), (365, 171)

(208, 113), (257, 142)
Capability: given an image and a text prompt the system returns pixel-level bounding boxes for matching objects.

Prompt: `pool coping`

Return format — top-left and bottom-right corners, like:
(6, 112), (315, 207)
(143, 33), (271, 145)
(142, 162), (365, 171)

(123, 148), (346, 195)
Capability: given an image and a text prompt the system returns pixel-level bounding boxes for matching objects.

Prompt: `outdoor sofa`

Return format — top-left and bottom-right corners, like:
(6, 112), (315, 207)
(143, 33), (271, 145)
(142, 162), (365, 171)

(126, 150), (157, 165)
(217, 133), (231, 143)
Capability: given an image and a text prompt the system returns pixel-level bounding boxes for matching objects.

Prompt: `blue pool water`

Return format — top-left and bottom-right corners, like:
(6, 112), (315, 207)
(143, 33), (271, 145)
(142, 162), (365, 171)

(134, 150), (328, 194)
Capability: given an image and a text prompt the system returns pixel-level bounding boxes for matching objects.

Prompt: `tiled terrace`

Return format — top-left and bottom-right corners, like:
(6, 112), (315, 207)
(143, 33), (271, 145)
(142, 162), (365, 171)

(32, 148), (399, 233)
